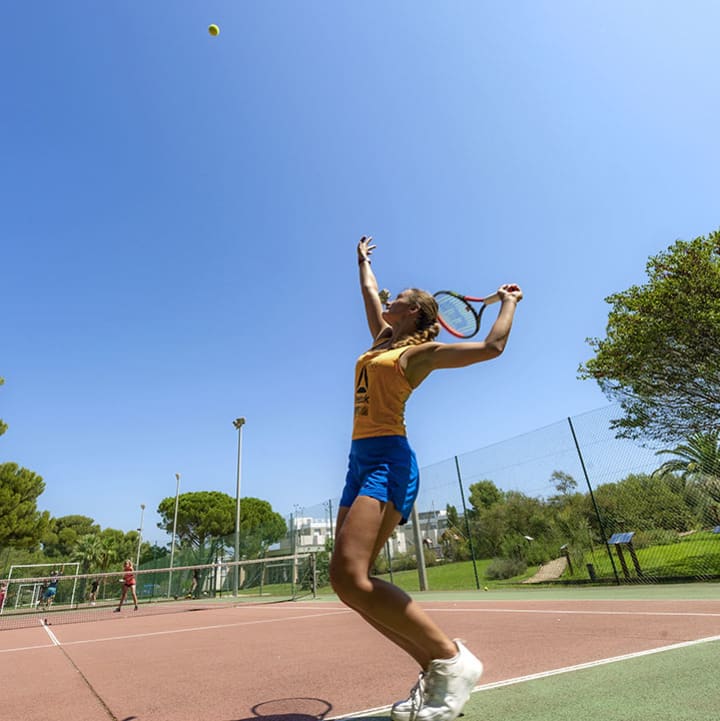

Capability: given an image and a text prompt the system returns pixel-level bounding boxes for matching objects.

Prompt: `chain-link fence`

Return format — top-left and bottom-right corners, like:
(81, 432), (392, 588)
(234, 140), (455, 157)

(280, 404), (720, 589)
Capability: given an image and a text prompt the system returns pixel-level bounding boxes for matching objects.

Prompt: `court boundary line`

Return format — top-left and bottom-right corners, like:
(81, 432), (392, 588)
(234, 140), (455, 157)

(420, 606), (720, 618)
(4, 603), (717, 653)
(41, 618), (61, 646)
(60, 609), (352, 647)
(40, 619), (119, 721)
(332, 633), (720, 719)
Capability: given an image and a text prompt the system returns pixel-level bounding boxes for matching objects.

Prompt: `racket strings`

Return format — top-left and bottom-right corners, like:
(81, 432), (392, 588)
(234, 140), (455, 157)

(435, 293), (478, 338)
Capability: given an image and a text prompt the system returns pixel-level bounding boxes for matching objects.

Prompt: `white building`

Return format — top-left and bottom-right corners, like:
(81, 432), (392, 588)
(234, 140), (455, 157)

(275, 508), (449, 558)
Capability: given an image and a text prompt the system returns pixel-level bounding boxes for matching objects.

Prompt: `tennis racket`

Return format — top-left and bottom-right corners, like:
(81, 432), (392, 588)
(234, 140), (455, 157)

(434, 290), (501, 338)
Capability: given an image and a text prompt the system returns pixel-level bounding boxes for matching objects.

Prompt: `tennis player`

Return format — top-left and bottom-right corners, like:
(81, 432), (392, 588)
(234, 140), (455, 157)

(114, 560), (139, 612)
(42, 567), (63, 610)
(329, 236), (521, 721)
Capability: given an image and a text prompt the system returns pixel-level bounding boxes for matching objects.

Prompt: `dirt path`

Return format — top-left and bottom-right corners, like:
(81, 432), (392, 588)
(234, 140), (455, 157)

(522, 556), (568, 583)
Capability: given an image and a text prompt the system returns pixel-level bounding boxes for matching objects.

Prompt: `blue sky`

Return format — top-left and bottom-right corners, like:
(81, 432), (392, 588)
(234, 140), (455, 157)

(2, 2), (719, 545)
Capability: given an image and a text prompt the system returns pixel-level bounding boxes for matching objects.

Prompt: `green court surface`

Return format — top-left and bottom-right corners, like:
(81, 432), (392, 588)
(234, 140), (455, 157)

(320, 580), (720, 603)
(347, 582), (719, 721)
(419, 581), (720, 602)
(460, 638), (719, 721)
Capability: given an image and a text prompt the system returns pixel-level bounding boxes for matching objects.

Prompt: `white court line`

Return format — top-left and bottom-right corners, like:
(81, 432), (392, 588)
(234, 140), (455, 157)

(0, 642), (56, 654)
(41, 619), (61, 646)
(418, 607), (720, 618)
(284, 602), (720, 619)
(60, 609), (352, 646)
(0, 609), (352, 653)
(332, 633), (720, 720)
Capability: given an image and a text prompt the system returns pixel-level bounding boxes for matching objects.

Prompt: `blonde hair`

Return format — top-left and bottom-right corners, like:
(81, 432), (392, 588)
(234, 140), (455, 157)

(391, 288), (441, 348)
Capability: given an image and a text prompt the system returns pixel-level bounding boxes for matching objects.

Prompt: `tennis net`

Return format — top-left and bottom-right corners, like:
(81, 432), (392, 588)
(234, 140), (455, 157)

(0, 552), (317, 631)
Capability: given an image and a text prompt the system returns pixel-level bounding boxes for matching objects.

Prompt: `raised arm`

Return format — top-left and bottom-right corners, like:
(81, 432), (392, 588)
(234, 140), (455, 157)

(357, 236), (391, 340)
(402, 284), (523, 384)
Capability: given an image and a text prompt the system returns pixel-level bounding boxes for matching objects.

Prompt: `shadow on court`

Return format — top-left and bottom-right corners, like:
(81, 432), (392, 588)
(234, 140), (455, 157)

(228, 717), (389, 721)
(222, 697), (389, 721)
(221, 697), (390, 721)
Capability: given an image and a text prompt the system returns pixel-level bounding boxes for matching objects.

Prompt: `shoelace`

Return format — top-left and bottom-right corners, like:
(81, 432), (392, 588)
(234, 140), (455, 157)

(407, 673), (427, 720)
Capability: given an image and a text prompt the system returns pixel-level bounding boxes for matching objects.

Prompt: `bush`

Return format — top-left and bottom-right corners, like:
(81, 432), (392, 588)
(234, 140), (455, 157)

(485, 557), (527, 580)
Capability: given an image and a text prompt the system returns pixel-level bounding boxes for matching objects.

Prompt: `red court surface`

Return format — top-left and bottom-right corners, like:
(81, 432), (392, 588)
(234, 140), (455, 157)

(3, 597), (719, 721)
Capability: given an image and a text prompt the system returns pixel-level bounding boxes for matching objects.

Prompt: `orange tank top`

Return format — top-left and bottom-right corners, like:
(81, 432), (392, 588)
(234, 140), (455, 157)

(352, 345), (413, 439)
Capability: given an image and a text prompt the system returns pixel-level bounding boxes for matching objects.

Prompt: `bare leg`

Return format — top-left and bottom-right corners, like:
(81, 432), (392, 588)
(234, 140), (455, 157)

(330, 497), (456, 670)
(117, 586), (128, 609)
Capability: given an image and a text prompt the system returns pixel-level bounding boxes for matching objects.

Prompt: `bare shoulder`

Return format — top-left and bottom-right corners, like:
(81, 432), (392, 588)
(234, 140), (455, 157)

(399, 342), (446, 386)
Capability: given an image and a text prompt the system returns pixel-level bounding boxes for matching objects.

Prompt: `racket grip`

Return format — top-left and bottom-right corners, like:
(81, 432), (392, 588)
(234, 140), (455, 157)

(483, 292), (501, 305)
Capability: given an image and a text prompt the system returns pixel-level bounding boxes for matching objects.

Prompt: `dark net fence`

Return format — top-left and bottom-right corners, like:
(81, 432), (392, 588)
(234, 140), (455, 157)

(283, 403), (720, 588)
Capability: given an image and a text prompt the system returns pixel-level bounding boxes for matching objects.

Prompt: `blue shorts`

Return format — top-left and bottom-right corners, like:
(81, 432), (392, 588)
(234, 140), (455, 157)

(340, 435), (419, 525)
(44, 587), (57, 599)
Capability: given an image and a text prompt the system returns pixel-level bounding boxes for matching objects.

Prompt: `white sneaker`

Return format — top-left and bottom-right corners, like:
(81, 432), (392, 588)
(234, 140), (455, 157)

(391, 672), (428, 721)
(415, 640), (483, 721)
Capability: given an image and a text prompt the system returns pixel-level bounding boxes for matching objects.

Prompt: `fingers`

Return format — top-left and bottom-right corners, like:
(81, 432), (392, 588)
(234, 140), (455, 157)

(358, 235), (376, 252)
(357, 235), (377, 264)
(498, 284), (523, 301)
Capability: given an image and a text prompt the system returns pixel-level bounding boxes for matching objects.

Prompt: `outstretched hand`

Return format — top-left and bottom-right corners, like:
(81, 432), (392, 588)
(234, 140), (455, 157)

(497, 284), (523, 303)
(357, 235), (376, 263)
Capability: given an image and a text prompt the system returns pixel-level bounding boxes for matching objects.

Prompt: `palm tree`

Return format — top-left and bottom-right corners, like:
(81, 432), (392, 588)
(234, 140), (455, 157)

(654, 430), (720, 524)
(95, 537), (119, 601)
(72, 534), (104, 574)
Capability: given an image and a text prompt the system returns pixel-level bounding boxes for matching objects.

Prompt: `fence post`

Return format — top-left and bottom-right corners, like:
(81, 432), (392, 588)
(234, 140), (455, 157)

(327, 498), (334, 543)
(455, 455), (481, 590)
(410, 504), (428, 590)
(567, 416), (620, 585)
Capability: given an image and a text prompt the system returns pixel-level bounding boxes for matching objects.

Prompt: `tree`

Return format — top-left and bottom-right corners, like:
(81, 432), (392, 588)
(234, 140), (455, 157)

(157, 491), (235, 551)
(42, 515), (101, 558)
(0, 377), (7, 437)
(579, 230), (720, 443)
(101, 528), (139, 566)
(0, 463), (49, 549)
(653, 430), (720, 523)
(550, 470), (578, 497)
(468, 480), (503, 513)
(236, 497), (287, 558)
(156, 491), (286, 559)
(72, 534), (105, 573)
(591, 473), (695, 533)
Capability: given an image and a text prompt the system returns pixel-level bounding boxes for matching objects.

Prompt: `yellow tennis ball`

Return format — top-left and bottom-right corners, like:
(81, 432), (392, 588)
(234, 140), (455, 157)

(208, 24), (220, 36)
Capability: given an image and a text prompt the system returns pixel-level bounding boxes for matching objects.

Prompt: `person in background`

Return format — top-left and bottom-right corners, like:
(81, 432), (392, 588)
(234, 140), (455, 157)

(41, 566), (63, 610)
(89, 577), (100, 606)
(187, 568), (200, 599)
(114, 560), (138, 612)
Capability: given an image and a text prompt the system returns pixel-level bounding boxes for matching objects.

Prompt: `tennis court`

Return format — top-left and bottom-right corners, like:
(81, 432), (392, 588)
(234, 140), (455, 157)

(3, 584), (718, 721)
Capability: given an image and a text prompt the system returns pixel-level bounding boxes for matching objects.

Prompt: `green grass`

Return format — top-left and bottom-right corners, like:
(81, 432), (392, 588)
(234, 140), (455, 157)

(372, 532), (720, 592)
(373, 558), (537, 592)
(567, 531), (720, 582)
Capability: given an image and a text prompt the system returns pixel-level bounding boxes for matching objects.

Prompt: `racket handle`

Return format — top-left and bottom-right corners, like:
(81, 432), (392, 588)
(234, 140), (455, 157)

(483, 292), (501, 305)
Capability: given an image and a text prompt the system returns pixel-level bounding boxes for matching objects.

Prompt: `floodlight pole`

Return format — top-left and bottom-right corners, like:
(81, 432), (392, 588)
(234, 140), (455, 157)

(168, 473), (181, 598)
(233, 417), (246, 597)
(135, 504), (146, 568)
